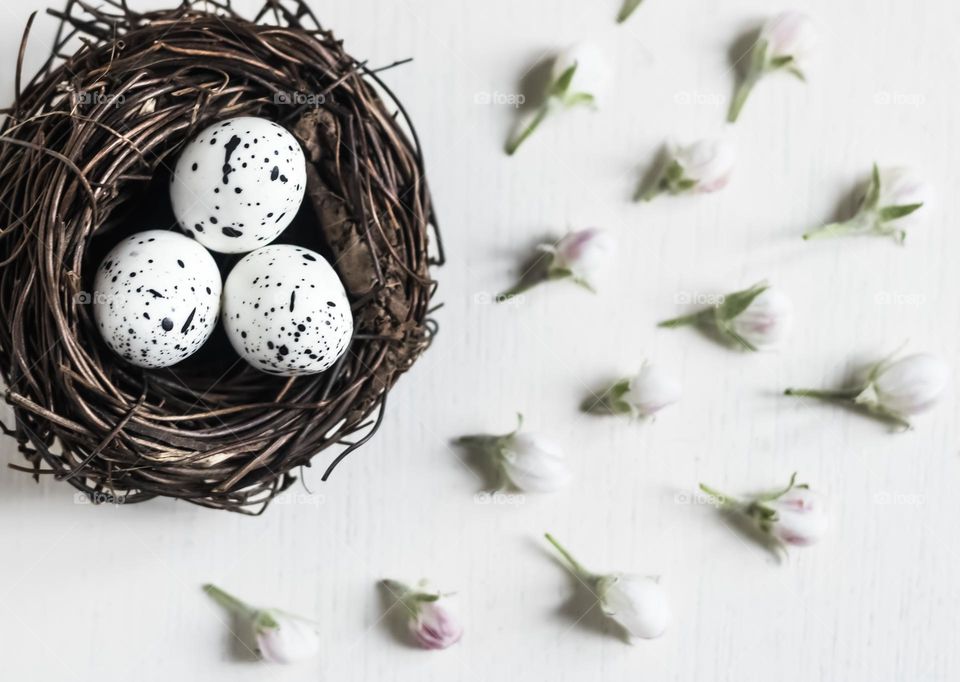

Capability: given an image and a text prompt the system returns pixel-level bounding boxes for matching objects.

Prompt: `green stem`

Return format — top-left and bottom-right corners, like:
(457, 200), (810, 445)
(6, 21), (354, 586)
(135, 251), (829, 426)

(698, 483), (740, 508)
(804, 212), (875, 240)
(497, 277), (544, 301)
(505, 103), (551, 156)
(203, 584), (256, 619)
(784, 387), (862, 401)
(544, 533), (595, 581)
(803, 221), (853, 241)
(728, 75), (757, 123)
(658, 309), (709, 328)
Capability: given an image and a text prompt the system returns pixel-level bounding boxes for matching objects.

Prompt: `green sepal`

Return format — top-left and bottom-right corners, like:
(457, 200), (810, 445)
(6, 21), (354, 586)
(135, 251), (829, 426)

(581, 377), (632, 415)
(879, 203), (923, 221)
(715, 282), (768, 322)
(754, 472), (799, 502)
(863, 163), (882, 210)
(563, 92), (595, 108)
(549, 63), (578, 99)
(769, 55), (794, 69)
(617, 0), (643, 23)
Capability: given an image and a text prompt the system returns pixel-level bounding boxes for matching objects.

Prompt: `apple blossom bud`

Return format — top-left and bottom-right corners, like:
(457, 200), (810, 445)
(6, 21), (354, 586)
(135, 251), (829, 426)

(640, 139), (736, 201)
(203, 584), (320, 664)
(583, 362), (682, 418)
(766, 485), (828, 546)
(506, 43), (608, 155)
(255, 611), (322, 664)
(498, 228), (613, 299)
(728, 10), (818, 123)
(785, 351), (948, 428)
(382, 580), (463, 650)
(595, 574), (671, 639)
(805, 164), (933, 242)
(548, 228), (614, 287)
(699, 473), (826, 552)
(659, 282), (793, 351)
(726, 287), (794, 350)
(455, 415), (572, 493)
(544, 533), (670, 641)
(760, 10), (818, 72)
(866, 353), (949, 417)
(551, 43), (611, 107)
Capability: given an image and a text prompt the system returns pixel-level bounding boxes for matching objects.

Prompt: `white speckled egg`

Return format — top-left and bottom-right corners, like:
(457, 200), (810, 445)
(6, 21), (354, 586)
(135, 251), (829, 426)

(222, 245), (353, 376)
(170, 116), (307, 254)
(93, 230), (222, 368)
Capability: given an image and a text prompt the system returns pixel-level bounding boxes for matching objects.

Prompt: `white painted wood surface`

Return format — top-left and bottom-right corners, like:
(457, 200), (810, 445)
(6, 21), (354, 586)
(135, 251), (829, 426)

(1, 0), (958, 679)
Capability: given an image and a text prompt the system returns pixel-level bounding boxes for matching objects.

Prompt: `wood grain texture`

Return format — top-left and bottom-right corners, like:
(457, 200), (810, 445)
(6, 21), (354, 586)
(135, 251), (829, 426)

(0, 0), (957, 680)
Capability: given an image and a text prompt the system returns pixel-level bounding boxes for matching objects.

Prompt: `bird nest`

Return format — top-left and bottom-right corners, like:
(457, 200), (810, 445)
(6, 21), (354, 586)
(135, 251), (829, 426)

(0, 0), (443, 513)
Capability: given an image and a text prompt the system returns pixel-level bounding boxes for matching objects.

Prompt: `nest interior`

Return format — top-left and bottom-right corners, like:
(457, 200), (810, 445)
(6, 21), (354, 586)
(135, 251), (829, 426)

(0, 0), (442, 512)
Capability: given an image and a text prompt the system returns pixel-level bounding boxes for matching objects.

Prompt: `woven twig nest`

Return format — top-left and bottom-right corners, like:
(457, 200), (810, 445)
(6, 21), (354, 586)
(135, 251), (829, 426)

(0, 0), (442, 512)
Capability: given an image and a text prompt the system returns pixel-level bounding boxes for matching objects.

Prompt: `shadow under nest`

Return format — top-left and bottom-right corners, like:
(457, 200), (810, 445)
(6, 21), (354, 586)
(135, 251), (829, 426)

(0, 0), (444, 513)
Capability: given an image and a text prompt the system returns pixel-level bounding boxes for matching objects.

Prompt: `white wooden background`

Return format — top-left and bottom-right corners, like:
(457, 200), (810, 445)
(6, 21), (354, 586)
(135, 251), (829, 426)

(1, 0), (958, 680)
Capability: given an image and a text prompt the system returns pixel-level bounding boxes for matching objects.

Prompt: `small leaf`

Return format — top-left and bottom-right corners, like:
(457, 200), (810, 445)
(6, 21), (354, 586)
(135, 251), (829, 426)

(563, 92), (595, 108)
(716, 282), (768, 322)
(665, 159), (686, 182)
(549, 63), (578, 99)
(617, 0), (643, 23)
(864, 163), (882, 210)
(770, 55), (794, 68)
(879, 202), (923, 221)
(787, 67), (806, 82)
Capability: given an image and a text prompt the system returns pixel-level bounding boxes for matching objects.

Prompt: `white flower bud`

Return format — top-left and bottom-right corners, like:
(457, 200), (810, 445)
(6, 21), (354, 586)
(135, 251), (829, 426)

(498, 228), (613, 299)
(545, 534), (670, 642)
(500, 432), (571, 493)
(700, 473), (826, 553)
(868, 353), (949, 417)
(875, 167), (933, 229)
(669, 139), (736, 193)
(551, 43), (611, 106)
(622, 363), (682, 417)
(726, 287), (794, 350)
(766, 486), (828, 546)
(660, 282), (792, 352)
(787, 350), (948, 429)
(549, 228), (614, 289)
(729, 10), (817, 122)
(806, 165), (932, 242)
(596, 574), (671, 639)
(505, 43), (608, 154)
(204, 585), (319, 665)
(456, 417), (571, 493)
(254, 610), (322, 664)
(760, 11), (819, 73)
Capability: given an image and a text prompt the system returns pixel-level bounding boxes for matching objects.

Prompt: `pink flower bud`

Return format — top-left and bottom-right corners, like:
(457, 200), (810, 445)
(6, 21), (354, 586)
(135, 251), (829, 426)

(767, 486), (828, 546)
(410, 601), (464, 650)
(550, 228), (615, 286)
(760, 11), (819, 72)
(669, 139), (736, 193)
